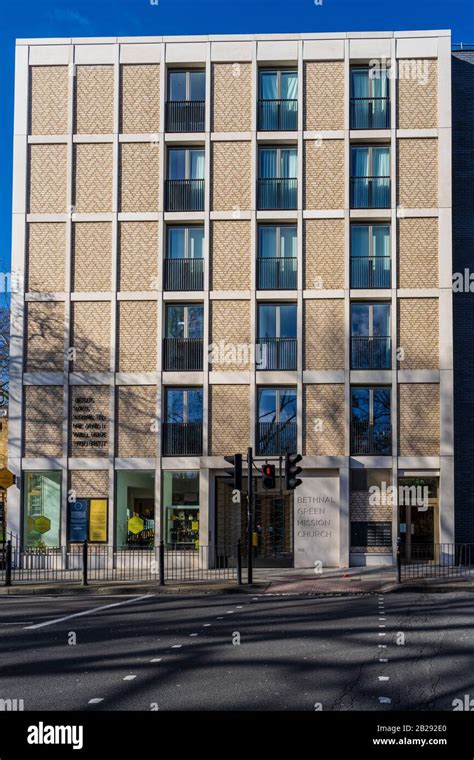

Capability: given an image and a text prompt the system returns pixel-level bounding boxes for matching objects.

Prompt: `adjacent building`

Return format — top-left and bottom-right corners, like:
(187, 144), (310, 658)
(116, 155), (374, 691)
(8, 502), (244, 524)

(7, 29), (453, 567)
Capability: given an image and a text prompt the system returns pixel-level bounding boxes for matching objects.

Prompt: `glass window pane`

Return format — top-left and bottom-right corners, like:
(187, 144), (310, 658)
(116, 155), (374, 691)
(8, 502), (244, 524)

(281, 148), (297, 178)
(166, 390), (184, 422)
(190, 149), (205, 179)
(187, 389), (203, 421)
(258, 304), (277, 338)
(116, 470), (155, 548)
(166, 305), (185, 337)
(372, 225), (390, 257)
(168, 71), (186, 101)
(189, 227), (204, 258)
(351, 225), (369, 257)
(351, 146), (369, 177)
(281, 71), (298, 99)
(189, 71), (205, 101)
(351, 388), (370, 421)
(351, 68), (369, 98)
(187, 305), (204, 338)
(372, 147), (390, 177)
(258, 389), (276, 422)
(168, 149), (185, 179)
(259, 148), (276, 178)
(280, 304), (297, 337)
(260, 71), (278, 100)
(259, 226), (276, 257)
(351, 304), (370, 336)
(168, 227), (186, 259)
(163, 471), (200, 548)
(24, 472), (61, 548)
(279, 389), (296, 421)
(373, 388), (391, 424)
(280, 226), (296, 258)
(373, 304), (390, 336)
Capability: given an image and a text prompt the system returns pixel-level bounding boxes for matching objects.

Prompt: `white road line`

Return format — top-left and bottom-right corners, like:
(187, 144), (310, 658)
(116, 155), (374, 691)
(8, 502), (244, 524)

(379, 618), (386, 621)
(171, 644), (182, 649)
(379, 625), (386, 628)
(150, 658), (162, 663)
(203, 623), (211, 627)
(189, 633), (199, 637)
(378, 632), (386, 636)
(379, 658), (389, 663)
(378, 644), (387, 648)
(24, 594), (154, 630)
(88, 698), (104, 704)
(379, 697), (391, 704)
(123, 675), (136, 681)
(378, 676), (390, 681)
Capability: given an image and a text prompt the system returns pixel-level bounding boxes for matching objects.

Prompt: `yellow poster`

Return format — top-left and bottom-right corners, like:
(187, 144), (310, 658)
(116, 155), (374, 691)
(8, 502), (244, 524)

(89, 499), (108, 543)
(192, 521), (199, 531)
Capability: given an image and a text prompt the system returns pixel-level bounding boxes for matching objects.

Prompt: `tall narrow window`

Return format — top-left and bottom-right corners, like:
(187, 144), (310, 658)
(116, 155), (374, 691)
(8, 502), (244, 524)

(258, 147), (297, 210)
(258, 70), (298, 130)
(351, 146), (390, 209)
(350, 224), (391, 288)
(167, 70), (205, 132)
(350, 67), (389, 129)
(166, 148), (205, 211)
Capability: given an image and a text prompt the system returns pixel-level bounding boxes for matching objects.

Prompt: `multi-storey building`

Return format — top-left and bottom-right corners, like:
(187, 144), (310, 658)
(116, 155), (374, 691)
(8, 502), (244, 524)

(7, 29), (453, 568)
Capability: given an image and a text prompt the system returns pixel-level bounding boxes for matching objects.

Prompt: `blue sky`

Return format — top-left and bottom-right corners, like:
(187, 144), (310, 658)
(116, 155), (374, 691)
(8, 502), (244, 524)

(0, 0), (472, 274)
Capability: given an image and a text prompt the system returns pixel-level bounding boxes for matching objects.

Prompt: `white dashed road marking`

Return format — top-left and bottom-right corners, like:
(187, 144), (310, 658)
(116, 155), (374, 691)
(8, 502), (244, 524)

(123, 675), (136, 681)
(88, 698), (104, 704)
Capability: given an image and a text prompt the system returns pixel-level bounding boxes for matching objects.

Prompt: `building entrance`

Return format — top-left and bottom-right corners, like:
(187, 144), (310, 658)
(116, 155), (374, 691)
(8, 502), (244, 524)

(399, 477), (439, 561)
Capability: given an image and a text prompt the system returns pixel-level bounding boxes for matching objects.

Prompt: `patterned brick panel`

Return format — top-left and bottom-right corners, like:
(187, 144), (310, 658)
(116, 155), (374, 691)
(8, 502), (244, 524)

(29, 66), (69, 135)
(23, 385), (64, 457)
(398, 383), (440, 456)
(211, 221), (251, 290)
(74, 143), (113, 213)
(29, 144), (68, 214)
(304, 62), (345, 131)
(397, 60), (438, 130)
(304, 219), (345, 290)
(350, 490), (392, 522)
(212, 63), (252, 132)
(210, 301), (251, 371)
(304, 299), (345, 370)
(212, 142), (251, 212)
(73, 223), (112, 292)
(27, 223), (67, 293)
(69, 385), (111, 458)
(305, 139), (345, 210)
(117, 301), (157, 372)
(397, 139), (438, 209)
(304, 384), (345, 455)
(116, 385), (157, 457)
(119, 143), (160, 212)
(71, 301), (111, 373)
(118, 222), (159, 291)
(25, 301), (65, 372)
(398, 298), (439, 370)
(398, 218), (438, 289)
(74, 65), (114, 134)
(69, 470), (109, 498)
(210, 385), (250, 455)
(120, 64), (160, 134)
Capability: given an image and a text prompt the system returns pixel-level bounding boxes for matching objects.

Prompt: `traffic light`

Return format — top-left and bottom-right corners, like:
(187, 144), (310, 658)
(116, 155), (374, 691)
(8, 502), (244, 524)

(224, 454), (242, 491)
(262, 463), (276, 490)
(285, 453), (303, 490)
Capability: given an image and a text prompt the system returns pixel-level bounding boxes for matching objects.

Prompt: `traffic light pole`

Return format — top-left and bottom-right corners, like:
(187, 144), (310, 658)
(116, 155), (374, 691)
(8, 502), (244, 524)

(247, 446), (254, 585)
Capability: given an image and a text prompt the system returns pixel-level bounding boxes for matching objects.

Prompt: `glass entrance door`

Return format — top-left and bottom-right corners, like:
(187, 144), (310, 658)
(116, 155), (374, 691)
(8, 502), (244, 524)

(399, 477), (439, 561)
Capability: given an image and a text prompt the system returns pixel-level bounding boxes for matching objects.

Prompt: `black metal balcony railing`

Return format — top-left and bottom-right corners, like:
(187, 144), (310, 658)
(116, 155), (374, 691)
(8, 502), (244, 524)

(257, 421), (297, 455)
(258, 99), (298, 131)
(257, 179), (297, 210)
(350, 97), (390, 129)
(166, 179), (205, 211)
(163, 337), (203, 371)
(164, 258), (204, 291)
(351, 336), (391, 369)
(257, 337), (297, 370)
(258, 257), (297, 290)
(350, 256), (391, 289)
(351, 420), (392, 455)
(166, 101), (205, 133)
(162, 422), (203, 456)
(350, 177), (390, 209)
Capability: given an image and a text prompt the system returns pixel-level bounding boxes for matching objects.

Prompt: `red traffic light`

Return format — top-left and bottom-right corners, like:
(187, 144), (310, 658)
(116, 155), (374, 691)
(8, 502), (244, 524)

(262, 464), (276, 490)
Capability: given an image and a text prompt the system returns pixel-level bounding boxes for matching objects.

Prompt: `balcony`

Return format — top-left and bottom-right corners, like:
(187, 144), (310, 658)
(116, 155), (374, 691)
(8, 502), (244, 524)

(350, 256), (391, 289)
(351, 336), (391, 370)
(257, 421), (297, 455)
(350, 98), (390, 130)
(257, 338), (297, 370)
(166, 101), (205, 133)
(163, 337), (203, 371)
(164, 258), (204, 291)
(351, 421), (392, 455)
(258, 178), (297, 210)
(257, 257), (297, 290)
(258, 99), (298, 131)
(162, 422), (203, 456)
(350, 177), (390, 209)
(166, 179), (205, 212)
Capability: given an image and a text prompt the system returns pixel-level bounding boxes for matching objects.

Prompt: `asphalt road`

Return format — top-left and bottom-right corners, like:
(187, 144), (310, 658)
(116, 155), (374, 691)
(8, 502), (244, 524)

(0, 591), (472, 711)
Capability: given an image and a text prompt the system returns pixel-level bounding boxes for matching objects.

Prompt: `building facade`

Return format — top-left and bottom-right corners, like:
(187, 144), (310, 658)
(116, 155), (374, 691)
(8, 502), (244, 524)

(8, 30), (453, 567)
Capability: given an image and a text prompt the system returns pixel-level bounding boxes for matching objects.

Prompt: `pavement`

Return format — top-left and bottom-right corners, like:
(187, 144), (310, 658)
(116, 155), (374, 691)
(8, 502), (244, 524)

(1, 564), (473, 595)
(0, 589), (472, 711)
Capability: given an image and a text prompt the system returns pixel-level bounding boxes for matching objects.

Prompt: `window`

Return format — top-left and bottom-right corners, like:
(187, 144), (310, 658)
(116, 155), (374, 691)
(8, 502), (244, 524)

(163, 471), (200, 548)
(166, 71), (205, 132)
(351, 302), (391, 369)
(165, 227), (204, 291)
(168, 148), (205, 180)
(350, 67), (389, 129)
(24, 472), (61, 548)
(257, 388), (297, 455)
(258, 225), (297, 289)
(165, 388), (203, 423)
(350, 469), (392, 493)
(165, 304), (203, 339)
(167, 226), (204, 259)
(350, 224), (391, 288)
(350, 146), (390, 209)
(351, 521), (392, 547)
(257, 303), (297, 370)
(166, 148), (205, 211)
(168, 70), (205, 102)
(351, 387), (391, 455)
(164, 304), (203, 370)
(116, 471), (155, 547)
(258, 70), (298, 130)
(258, 147), (297, 210)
